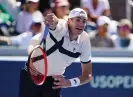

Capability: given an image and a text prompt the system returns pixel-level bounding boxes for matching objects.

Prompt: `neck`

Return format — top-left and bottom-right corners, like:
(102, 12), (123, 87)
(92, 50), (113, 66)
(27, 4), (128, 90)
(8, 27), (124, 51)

(69, 32), (78, 41)
(68, 26), (78, 41)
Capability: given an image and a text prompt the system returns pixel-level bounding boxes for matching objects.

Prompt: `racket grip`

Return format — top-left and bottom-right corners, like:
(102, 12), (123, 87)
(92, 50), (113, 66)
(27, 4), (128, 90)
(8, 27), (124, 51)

(40, 24), (49, 45)
(43, 24), (49, 39)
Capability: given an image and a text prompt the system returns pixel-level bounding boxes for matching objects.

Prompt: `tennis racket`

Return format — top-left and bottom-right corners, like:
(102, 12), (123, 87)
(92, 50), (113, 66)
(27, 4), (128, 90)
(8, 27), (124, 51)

(27, 25), (49, 85)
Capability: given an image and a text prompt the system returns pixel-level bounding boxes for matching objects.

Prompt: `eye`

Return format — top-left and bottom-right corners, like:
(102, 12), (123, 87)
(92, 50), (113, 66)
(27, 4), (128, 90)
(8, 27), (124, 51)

(82, 20), (86, 24)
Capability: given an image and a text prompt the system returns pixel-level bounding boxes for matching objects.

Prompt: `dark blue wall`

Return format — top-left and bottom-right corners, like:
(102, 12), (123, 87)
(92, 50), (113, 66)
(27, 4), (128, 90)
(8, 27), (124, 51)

(0, 61), (133, 97)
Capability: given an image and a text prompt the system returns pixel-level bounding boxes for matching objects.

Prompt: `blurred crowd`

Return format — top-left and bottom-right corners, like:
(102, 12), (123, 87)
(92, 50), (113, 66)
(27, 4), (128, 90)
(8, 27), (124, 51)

(0, 0), (133, 50)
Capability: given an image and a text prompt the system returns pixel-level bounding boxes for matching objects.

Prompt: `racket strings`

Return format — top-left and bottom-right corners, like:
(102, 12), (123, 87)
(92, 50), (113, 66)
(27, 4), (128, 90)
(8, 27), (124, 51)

(29, 66), (42, 76)
(26, 46), (47, 85)
(24, 65), (42, 76)
(30, 67), (44, 83)
(30, 54), (45, 76)
(31, 55), (44, 62)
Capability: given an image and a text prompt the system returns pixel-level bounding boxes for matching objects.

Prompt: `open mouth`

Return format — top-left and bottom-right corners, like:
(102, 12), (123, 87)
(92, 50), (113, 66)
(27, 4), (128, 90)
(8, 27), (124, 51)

(76, 28), (83, 31)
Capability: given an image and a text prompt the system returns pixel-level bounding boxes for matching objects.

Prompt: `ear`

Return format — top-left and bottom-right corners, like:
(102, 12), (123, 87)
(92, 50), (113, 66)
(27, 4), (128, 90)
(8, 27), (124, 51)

(67, 18), (70, 24)
(67, 18), (72, 25)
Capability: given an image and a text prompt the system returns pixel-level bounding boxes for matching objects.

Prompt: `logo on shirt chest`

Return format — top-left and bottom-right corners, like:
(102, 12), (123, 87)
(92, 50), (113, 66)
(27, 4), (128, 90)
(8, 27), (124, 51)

(73, 48), (76, 51)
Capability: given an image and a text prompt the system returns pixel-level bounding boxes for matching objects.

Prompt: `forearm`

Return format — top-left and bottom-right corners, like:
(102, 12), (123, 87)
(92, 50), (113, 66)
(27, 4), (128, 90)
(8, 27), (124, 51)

(69, 62), (92, 87)
(78, 73), (92, 85)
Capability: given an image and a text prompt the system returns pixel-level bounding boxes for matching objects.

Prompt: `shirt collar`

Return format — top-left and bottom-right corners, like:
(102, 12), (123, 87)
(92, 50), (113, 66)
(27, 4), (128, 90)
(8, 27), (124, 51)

(65, 29), (81, 44)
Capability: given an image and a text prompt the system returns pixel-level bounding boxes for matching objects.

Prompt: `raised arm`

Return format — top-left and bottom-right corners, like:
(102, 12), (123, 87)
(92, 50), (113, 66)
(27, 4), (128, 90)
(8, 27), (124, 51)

(44, 13), (59, 30)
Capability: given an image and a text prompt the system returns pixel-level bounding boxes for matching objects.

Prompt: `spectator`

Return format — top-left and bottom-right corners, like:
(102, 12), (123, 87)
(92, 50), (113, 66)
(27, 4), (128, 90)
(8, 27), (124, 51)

(88, 16), (114, 48)
(80, 0), (111, 23)
(0, 7), (14, 36)
(111, 19), (133, 49)
(83, 7), (97, 33)
(0, 0), (19, 21)
(52, 0), (70, 20)
(0, 16), (42, 48)
(16, 0), (43, 34)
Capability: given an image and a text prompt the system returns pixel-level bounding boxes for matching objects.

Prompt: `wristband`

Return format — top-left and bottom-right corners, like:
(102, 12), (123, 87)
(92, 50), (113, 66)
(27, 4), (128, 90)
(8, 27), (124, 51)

(69, 77), (80, 87)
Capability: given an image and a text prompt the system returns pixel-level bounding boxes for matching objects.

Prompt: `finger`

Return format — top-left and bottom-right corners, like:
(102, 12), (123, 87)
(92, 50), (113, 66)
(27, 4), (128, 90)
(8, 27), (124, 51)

(44, 21), (49, 25)
(54, 81), (64, 85)
(54, 77), (62, 81)
(46, 13), (55, 20)
(47, 13), (54, 16)
(52, 75), (64, 81)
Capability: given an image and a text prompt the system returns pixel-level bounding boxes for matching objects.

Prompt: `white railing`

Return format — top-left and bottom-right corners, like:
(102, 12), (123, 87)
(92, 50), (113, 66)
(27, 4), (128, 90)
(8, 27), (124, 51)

(126, 0), (133, 20)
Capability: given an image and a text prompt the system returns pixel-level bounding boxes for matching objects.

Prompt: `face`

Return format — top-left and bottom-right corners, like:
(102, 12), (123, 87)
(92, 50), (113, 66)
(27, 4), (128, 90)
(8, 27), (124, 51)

(43, 8), (52, 17)
(27, 1), (39, 11)
(92, 0), (98, 3)
(98, 24), (108, 33)
(56, 6), (69, 18)
(68, 17), (87, 35)
(118, 25), (130, 37)
(31, 23), (41, 34)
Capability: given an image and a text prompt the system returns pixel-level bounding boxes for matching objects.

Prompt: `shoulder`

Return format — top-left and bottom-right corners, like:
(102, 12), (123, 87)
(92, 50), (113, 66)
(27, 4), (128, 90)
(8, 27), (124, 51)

(80, 31), (90, 39)
(80, 31), (91, 44)
(58, 19), (67, 26)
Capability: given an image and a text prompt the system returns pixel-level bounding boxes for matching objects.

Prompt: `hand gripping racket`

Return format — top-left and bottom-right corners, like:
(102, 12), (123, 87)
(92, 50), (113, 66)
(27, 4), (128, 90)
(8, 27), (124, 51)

(27, 25), (49, 85)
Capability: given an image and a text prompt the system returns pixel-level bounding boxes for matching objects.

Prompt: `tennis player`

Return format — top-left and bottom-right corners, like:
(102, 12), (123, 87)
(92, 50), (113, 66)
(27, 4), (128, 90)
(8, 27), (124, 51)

(19, 8), (92, 97)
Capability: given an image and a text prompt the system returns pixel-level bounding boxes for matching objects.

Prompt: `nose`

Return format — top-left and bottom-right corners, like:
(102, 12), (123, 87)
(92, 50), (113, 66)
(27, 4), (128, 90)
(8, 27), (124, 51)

(78, 21), (85, 28)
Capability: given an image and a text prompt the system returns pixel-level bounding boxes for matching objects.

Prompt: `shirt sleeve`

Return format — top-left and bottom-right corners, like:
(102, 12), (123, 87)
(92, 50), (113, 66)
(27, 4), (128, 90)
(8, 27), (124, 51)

(80, 33), (92, 64)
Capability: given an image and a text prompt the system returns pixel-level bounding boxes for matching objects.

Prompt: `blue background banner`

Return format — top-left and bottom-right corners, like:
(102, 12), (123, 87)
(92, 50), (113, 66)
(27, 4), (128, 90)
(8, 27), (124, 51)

(0, 61), (133, 97)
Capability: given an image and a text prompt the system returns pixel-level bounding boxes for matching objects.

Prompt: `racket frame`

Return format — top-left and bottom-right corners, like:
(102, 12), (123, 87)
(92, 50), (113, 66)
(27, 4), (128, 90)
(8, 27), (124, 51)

(27, 46), (48, 85)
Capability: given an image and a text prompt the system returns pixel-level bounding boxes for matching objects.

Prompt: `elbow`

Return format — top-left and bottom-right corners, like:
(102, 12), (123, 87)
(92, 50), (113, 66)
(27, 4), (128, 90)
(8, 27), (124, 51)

(82, 73), (92, 84)
(89, 74), (92, 81)
(87, 74), (92, 83)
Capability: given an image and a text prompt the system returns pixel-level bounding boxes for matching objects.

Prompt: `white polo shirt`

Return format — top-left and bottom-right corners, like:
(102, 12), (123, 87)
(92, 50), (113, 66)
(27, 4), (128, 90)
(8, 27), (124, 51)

(28, 19), (91, 76)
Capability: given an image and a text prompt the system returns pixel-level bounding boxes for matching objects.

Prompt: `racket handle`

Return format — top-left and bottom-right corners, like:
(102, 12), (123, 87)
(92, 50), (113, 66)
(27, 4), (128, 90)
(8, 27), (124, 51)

(43, 24), (49, 39)
(40, 24), (49, 45)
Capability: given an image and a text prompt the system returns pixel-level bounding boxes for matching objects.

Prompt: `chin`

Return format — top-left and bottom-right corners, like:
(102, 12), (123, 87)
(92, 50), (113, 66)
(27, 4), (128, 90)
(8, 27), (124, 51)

(75, 30), (83, 35)
(78, 31), (83, 35)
